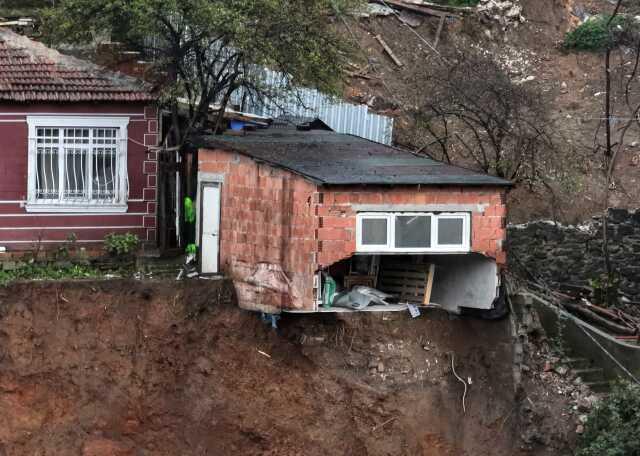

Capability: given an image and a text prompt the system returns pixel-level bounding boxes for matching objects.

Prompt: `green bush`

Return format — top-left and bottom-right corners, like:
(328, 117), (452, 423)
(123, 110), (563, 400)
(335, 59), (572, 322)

(576, 382), (640, 456)
(104, 232), (139, 256)
(564, 15), (635, 51)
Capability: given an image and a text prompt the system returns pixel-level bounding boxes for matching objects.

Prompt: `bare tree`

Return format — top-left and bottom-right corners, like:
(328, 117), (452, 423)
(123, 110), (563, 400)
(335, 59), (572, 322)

(596, 0), (640, 303)
(414, 48), (554, 184)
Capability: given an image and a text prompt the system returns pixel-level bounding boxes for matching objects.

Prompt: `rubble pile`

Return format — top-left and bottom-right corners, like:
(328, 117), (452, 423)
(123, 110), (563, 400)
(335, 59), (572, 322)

(514, 297), (602, 448)
(478, 0), (525, 26)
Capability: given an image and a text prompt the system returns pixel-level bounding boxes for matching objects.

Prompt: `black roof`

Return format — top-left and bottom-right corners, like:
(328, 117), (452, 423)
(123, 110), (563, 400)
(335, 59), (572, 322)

(192, 129), (512, 187)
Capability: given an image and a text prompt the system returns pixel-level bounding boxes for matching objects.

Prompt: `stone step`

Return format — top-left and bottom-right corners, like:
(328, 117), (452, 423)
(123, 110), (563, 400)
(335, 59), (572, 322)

(572, 367), (605, 382)
(584, 380), (611, 393)
(563, 357), (591, 370)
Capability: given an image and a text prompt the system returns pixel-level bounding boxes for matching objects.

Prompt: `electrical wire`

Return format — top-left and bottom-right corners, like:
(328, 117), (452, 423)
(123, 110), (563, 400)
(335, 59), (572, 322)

(451, 353), (468, 414)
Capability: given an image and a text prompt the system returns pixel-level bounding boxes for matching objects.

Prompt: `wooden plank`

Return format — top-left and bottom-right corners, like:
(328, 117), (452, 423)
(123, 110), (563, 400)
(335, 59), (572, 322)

(375, 34), (403, 67)
(381, 285), (424, 296)
(370, 0), (460, 18)
(433, 14), (445, 49)
(380, 270), (428, 279)
(414, 1), (472, 14)
(424, 264), (435, 305)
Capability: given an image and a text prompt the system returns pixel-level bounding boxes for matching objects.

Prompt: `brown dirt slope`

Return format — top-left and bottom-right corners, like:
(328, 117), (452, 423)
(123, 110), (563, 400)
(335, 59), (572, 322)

(0, 279), (572, 455)
(346, 0), (640, 223)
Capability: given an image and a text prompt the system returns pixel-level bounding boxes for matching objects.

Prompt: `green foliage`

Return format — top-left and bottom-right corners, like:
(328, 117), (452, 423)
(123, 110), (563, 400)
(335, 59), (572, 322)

(577, 382), (640, 456)
(589, 272), (619, 307)
(564, 15), (637, 51)
(104, 232), (139, 256)
(0, 263), (100, 286)
(0, 0), (53, 17)
(43, 0), (364, 141)
(56, 232), (78, 260)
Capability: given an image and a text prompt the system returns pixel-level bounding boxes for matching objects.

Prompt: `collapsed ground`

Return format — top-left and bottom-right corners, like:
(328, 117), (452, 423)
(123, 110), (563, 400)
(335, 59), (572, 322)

(345, 0), (640, 223)
(0, 279), (579, 455)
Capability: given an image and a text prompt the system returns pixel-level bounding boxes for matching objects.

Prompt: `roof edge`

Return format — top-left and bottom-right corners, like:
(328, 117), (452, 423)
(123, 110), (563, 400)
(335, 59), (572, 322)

(193, 136), (513, 188)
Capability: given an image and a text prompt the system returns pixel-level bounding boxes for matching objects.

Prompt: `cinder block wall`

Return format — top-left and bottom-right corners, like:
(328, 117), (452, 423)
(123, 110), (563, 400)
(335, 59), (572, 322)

(200, 148), (508, 312)
(316, 186), (508, 268)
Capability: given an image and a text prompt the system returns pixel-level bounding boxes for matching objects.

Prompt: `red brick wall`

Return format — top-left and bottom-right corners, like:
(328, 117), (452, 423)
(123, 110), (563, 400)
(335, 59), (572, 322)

(316, 186), (508, 268)
(199, 148), (319, 311)
(199, 148), (508, 312)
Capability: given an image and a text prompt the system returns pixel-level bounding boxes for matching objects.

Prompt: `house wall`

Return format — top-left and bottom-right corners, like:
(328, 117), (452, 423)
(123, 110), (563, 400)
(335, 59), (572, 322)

(316, 186), (508, 268)
(199, 147), (508, 313)
(0, 102), (158, 250)
(198, 148), (319, 312)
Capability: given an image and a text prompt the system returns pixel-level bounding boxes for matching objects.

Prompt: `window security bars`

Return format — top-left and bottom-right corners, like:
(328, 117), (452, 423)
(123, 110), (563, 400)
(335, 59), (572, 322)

(33, 127), (126, 205)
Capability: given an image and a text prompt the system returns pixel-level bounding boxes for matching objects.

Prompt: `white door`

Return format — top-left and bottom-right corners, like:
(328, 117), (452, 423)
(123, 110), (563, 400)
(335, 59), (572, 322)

(200, 183), (221, 274)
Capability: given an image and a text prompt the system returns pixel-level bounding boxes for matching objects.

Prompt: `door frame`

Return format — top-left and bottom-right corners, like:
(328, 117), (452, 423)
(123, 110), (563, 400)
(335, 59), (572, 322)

(196, 172), (224, 275)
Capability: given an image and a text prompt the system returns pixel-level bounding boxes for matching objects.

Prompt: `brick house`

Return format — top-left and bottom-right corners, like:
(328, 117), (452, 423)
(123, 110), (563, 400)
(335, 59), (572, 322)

(192, 124), (512, 315)
(0, 28), (158, 252)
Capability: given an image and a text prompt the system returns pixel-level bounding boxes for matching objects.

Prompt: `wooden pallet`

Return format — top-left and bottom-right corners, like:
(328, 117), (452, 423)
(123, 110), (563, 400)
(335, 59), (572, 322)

(378, 261), (435, 305)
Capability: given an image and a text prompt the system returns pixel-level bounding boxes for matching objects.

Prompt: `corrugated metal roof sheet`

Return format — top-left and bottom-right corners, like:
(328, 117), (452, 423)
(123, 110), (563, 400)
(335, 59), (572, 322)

(0, 28), (154, 103)
(231, 68), (394, 145)
(193, 128), (512, 187)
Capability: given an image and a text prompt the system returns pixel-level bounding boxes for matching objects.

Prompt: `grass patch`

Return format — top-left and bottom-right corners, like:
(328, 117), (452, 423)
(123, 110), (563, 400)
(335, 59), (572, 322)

(0, 263), (102, 286)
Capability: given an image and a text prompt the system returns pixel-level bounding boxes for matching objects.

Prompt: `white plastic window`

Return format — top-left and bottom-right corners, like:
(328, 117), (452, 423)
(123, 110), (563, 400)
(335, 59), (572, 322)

(356, 212), (470, 253)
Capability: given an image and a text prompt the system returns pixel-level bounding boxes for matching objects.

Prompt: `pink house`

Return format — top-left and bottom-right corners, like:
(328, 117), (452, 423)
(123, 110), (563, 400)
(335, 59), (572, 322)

(0, 28), (158, 252)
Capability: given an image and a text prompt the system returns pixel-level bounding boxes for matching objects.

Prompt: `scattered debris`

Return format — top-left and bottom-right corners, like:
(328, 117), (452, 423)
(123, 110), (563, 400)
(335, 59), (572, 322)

(371, 416), (397, 432)
(477, 0), (524, 26)
(370, 0), (462, 19)
(397, 10), (423, 28)
(355, 3), (395, 18)
(332, 286), (396, 310)
(375, 34), (404, 67)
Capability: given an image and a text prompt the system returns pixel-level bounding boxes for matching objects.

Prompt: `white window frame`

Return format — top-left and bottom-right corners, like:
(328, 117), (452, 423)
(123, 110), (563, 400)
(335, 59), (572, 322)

(356, 212), (471, 253)
(356, 213), (391, 251)
(26, 116), (129, 213)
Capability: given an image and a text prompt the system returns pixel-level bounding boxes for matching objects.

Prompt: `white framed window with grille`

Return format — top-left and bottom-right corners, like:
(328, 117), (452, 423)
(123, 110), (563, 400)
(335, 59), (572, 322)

(26, 116), (129, 213)
(356, 212), (470, 253)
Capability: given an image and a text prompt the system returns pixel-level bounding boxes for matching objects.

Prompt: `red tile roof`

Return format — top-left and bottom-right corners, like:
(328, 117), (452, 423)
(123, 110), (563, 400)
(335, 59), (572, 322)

(0, 28), (154, 103)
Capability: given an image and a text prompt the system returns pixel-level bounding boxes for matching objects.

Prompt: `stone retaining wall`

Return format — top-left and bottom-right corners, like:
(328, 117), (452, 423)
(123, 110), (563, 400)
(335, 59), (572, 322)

(508, 209), (640, 300)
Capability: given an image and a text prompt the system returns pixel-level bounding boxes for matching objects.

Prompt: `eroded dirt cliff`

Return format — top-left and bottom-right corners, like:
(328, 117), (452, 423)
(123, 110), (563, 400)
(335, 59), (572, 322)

(0, 279), (574, 455)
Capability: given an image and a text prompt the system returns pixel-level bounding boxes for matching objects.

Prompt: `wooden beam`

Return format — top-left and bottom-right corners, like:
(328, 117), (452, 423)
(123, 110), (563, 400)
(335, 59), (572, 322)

(423, 264), (435, 305)
(433, 14), (446, 49)
(375, 34), (403, 67)
(408, 0), (473, 14)
(370, 0), (460, 18)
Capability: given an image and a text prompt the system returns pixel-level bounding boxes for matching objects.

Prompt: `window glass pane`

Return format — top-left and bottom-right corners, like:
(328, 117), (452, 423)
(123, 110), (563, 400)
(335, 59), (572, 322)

(395, 215), (430, 248)
(438, 218), (464, 245)
(92, 149), (116, 199)
(35, 128), (60, 199)
(36, 147), (59, 199)
(92, 128), (118, 200)
(63, 148), (87, 199)
(361, 218), (387, 245)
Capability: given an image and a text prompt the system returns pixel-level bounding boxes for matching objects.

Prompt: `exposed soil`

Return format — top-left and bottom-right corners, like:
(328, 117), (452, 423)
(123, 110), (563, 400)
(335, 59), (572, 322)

(0, 279), (576, 455)
(345, 0), (640, 224)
